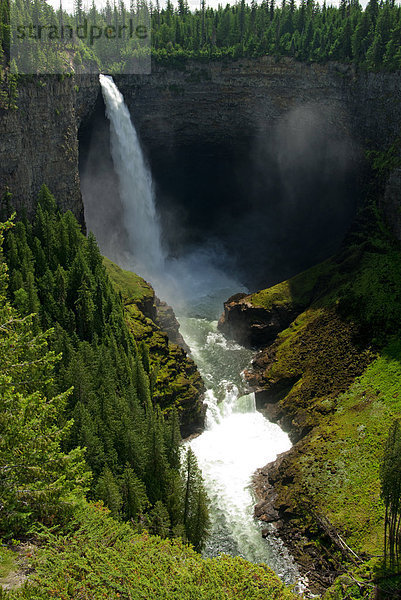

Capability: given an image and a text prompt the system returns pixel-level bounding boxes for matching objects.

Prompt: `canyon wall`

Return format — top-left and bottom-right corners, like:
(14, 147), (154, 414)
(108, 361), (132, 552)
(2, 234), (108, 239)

(115, 58), (401, 151)
(0, 73), (98, 223)
(1, 58), (400, 235)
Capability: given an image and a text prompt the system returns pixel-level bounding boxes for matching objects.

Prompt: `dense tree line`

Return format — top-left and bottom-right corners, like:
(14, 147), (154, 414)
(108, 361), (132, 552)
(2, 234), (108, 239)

(2, 0), (401, 74)
(0, 217), (89, 534)
(0, 187), (209, 550)
(150, 0), (401, 69)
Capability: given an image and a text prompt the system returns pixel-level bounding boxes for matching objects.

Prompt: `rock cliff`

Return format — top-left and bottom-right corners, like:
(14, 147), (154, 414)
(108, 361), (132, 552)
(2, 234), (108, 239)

(219, 219), (401, 593)
(2, 58), (401, 267)
(116, 59), (401, 152)
(0, 74), (99, 223)
(383, 167), (401, 242)
(103, 257), (206, 436)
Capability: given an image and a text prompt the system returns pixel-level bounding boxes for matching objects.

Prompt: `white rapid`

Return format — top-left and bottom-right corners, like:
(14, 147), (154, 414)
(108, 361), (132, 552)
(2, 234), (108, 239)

(181, 314), (298, 585)
(99, 74), (165, 279)
(96, 74), (301, 588)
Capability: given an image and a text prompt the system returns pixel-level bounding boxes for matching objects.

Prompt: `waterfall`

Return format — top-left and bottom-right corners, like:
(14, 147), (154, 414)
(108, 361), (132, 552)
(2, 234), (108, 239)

(96, 74), (303, 590)
(99, 74), (165, 280)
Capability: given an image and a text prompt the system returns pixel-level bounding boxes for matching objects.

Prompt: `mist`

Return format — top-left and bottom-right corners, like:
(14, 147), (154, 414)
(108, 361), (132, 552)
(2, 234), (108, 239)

(81, 78), (246, 317)
(79, 86), (360, 311)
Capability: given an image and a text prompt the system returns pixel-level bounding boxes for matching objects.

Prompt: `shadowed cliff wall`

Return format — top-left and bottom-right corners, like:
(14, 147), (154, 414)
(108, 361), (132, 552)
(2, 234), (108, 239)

(1, 59), (400, 284)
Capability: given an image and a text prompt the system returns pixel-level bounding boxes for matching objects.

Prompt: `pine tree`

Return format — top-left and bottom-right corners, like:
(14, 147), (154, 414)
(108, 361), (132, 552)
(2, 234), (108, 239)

(182, 448), (210, 550)
(121, 465), (149, 520)
(0, 219), (90, 535)
(164, 406), (181, 470)
(146, 500), (171, 537)
(380, 419), (401, 570)
(95, 467), (122, 518)
(145, 405), (169, 504)
(0, 188), (13, 221)
(2, 189), (210, 547)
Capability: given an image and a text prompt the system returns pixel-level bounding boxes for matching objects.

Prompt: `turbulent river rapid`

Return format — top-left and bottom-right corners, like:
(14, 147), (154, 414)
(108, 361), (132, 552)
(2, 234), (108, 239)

(178, 304), (299, 586)
(96, 74), (301, 588)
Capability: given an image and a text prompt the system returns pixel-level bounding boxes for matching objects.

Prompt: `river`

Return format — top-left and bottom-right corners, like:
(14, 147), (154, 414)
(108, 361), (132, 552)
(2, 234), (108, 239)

(176, 296), (299, 586)
(96, 73), (301, 589)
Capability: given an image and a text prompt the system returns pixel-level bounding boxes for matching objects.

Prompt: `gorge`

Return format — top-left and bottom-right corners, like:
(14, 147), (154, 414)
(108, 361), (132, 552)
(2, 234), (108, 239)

(2, 55), (401, 599)
(97, 72), (301, 588)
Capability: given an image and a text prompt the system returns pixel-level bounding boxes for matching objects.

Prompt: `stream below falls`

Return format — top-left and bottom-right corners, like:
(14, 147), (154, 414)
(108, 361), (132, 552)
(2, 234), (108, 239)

(176, 296), (300, 587)
(96, 73), (303, 591)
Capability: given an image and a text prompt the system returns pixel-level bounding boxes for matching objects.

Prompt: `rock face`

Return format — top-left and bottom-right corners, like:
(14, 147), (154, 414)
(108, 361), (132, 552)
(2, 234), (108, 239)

(116, 59), (401, 152)
(104, 258), (206, 437)
(219, 249), (383, 593)
(382, 167), (401, 242)
(218, 292), (298, 348)
(155, 297), (190, 352)
(1, 59), (401, 244)
(253, 453), (342, 593)
(0, 73), (99, 223)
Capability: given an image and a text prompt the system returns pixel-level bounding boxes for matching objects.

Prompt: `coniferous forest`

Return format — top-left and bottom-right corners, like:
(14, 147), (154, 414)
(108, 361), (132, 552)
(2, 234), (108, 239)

(0, 191), (296, 598)
(1, 185), (210, 551)
(2, 0), (401, 598)
(1, 0), (401, 74)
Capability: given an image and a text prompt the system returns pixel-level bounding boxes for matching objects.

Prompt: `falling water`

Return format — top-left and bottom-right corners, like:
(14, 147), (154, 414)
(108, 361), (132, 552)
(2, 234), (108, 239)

(99, 74), (165, 279)
(96, 74), (301, 588)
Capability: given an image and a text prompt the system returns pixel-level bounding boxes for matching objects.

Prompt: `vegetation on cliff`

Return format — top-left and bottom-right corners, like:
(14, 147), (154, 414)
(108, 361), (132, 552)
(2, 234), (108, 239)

(0, 217), (89, 535)
(0, 190), (296, 599)
(0, 185), (207, 551)
(103, 258), (205, 434)
(0, 503), (296, 600)
(236, 205), (401, 594)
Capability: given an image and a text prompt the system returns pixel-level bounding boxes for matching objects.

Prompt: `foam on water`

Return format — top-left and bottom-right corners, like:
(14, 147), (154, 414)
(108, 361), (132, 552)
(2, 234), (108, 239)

(98, 73), (304, 590)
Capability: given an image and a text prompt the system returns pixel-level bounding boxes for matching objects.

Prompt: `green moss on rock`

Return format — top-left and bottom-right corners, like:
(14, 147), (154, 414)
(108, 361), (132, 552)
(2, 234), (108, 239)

(250, 259), (336, 312)
(103, 257), (154, 306)
(245, 215), (401, 592)
(105, 258), (205, 435)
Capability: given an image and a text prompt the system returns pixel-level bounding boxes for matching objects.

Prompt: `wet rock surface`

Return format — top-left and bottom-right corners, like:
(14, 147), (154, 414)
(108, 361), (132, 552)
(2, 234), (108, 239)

(218, 293), (298, 348)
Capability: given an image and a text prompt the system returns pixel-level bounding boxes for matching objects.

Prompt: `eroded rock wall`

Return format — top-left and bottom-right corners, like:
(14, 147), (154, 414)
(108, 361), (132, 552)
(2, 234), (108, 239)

(2, 59), (401, 238)
(0, 73), (99, 223)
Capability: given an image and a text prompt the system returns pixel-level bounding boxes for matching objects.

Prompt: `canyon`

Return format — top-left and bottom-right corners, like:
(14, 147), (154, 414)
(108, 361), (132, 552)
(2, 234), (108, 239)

(2, 59), (401, 286)
(2, 57), (401, 595)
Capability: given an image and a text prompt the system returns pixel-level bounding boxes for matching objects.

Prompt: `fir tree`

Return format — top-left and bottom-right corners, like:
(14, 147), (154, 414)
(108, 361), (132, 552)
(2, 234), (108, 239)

(380, 419), (401, 570)
(0, 218), (90, 535)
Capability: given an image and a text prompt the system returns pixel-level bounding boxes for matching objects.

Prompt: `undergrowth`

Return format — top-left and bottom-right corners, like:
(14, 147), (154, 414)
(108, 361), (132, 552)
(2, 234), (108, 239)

(1, 503), (296, 600)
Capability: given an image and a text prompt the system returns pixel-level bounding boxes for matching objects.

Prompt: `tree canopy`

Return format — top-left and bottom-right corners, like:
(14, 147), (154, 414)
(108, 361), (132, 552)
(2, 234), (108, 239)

(0, 188), (209, 551)
(3, 0), (401, 75)
(0, 217), (89, 534)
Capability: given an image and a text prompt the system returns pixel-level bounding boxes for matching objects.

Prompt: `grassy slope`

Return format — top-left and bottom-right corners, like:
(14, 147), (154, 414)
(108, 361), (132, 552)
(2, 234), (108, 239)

(245, 209), (401, 586)
(103, 257), (205, 428)
(103, 258), (154, 306)
(2, 504), (296, 600)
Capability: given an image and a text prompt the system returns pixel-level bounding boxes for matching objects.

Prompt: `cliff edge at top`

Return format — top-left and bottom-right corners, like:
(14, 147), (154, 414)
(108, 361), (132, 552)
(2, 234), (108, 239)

(2, 58), (401, 251)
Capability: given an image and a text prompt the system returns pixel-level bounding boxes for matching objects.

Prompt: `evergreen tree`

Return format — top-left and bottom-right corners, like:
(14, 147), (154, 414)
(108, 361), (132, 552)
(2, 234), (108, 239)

(182, 448), (210, 551)
(380, 419), (401, 570)
(2, 189), (210, 550)
(95, 467), (122, 518)
(146, 500), (171, 537)
(0, 218), (89, 535)
(121, 465), (149, 520)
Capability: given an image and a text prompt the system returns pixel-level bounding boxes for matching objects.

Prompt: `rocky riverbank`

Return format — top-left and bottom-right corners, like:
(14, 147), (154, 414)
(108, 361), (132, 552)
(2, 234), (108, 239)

(218, 212), (401, 594)
(104, 257), (206, 437)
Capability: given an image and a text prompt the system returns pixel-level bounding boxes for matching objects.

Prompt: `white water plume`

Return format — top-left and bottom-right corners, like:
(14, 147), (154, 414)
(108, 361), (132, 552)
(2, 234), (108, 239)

(99, 74), (165, 280)
(181, 317), (299, 585)
(96, 74), (302, 589)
